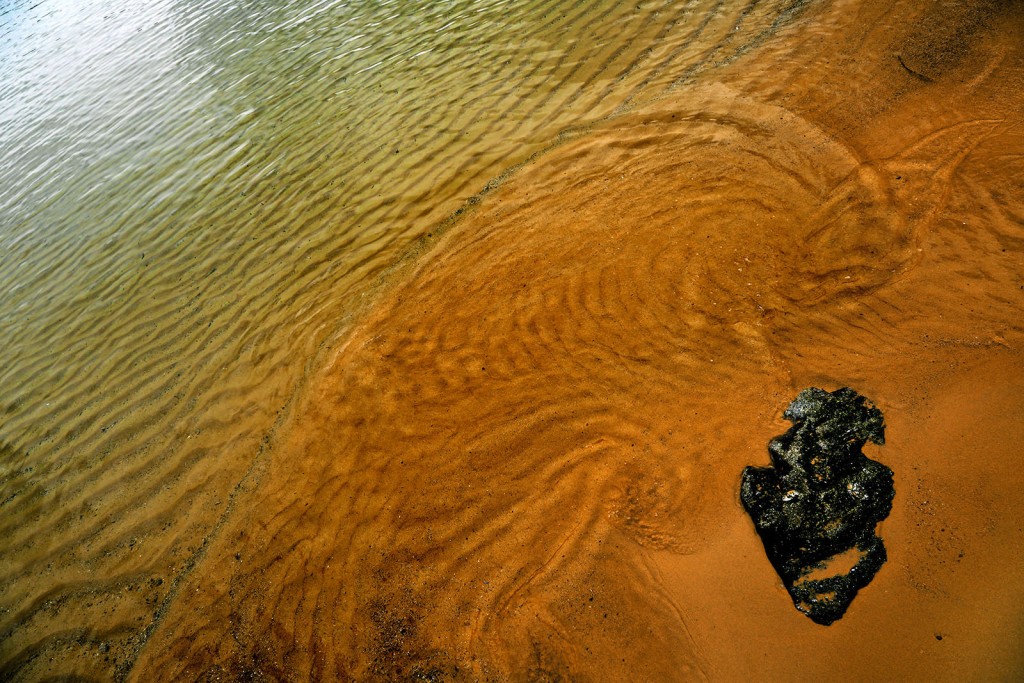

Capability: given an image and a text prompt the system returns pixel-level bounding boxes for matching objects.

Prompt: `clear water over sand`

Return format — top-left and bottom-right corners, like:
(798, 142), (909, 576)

(1, 0), (1023, 680)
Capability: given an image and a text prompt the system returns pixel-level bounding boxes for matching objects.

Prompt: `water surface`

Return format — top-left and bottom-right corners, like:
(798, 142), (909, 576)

(2, 0), (1023, 680)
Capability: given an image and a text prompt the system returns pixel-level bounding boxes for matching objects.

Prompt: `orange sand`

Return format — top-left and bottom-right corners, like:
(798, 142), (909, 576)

(130, 0), (1024, 679)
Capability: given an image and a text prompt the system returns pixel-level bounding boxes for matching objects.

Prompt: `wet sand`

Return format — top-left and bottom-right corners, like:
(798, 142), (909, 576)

(3, 0), (1023, 680)
(128, 0), (1024, 680)
(2, 2), (808, 679)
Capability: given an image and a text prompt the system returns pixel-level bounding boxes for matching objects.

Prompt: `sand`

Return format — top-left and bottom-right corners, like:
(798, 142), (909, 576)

(122, 0), (1024, 680)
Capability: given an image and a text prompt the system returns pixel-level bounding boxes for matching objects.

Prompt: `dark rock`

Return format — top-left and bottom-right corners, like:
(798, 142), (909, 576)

(740, 387), (895, 625)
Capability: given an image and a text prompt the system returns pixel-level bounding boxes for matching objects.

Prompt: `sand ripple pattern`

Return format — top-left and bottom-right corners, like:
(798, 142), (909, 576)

(131, 46), (1024, 677)
(0, 0), (821, 679)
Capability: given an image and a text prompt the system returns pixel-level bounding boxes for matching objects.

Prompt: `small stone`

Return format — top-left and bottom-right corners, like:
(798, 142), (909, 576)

(740, 387), (895, 625)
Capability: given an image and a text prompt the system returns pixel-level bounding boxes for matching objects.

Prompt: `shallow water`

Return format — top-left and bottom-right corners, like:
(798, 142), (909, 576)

(2, 0), (1023, 680)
